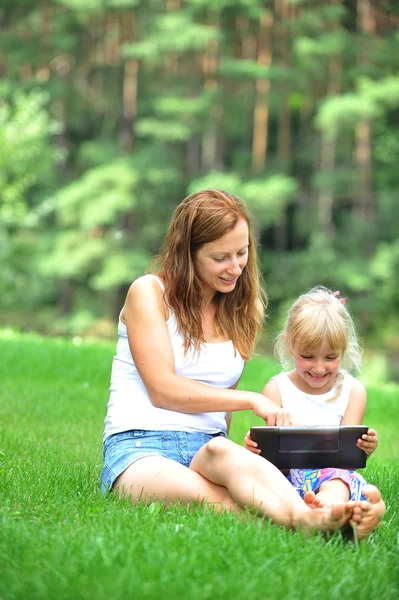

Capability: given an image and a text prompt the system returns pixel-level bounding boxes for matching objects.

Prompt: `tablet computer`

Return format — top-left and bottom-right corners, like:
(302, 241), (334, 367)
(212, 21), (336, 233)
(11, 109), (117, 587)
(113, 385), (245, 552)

(249, 425), (368, 470)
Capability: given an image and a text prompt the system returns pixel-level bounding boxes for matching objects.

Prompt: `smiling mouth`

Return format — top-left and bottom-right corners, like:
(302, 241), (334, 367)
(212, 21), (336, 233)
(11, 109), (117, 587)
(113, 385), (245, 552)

(307, 373), (328, 380)
(220, 277), (236, 282)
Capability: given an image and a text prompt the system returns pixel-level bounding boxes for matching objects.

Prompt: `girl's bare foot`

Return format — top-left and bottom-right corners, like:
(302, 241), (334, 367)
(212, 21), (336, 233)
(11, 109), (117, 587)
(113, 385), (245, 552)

(303, 491), (325, 509)
(295, 501), (354, 533)
(351, 485), (385, 540)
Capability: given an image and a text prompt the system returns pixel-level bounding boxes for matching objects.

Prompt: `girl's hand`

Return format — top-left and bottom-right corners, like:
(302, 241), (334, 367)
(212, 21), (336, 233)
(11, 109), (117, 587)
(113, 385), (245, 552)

(357, 428), (378, 455)
(244, 430), (261, 454)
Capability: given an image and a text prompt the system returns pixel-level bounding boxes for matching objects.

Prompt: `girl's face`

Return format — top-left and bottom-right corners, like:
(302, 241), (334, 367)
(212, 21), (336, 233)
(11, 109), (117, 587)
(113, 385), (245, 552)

(292, 340), (342, 394)
(193, 218), (249, 303)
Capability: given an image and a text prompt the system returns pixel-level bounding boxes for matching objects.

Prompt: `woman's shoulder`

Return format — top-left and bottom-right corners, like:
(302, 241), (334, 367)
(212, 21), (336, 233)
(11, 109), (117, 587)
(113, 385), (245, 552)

(122, 274), (168, 322)
(129, 273), (163, 292)
(125, 273), (166, 301)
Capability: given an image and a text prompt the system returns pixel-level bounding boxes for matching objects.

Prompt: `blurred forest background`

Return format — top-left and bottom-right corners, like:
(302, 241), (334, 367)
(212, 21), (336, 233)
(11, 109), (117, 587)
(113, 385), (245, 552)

(1, 0), (399, 374)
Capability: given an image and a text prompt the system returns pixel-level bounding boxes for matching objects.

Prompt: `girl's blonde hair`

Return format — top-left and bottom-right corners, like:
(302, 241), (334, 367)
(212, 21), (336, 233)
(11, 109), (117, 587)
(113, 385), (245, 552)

(275, 286), (362, 401)
(152, 189), (267, 360)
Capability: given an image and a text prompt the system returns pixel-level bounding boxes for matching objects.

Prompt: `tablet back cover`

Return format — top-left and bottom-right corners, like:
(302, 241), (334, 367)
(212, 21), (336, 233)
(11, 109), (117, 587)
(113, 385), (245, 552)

(249, 426), (368, 469)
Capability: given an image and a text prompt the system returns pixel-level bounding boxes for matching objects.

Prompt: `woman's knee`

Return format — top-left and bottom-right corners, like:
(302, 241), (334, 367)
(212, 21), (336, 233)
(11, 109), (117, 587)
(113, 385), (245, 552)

(203, 437), (259, 470)
(202, 436), (251, 465)
(191, 436), (235, 471)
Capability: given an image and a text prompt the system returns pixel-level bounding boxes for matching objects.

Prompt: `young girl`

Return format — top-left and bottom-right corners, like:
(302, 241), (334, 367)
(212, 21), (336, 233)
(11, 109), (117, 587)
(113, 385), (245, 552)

(245, 286), (386, 539)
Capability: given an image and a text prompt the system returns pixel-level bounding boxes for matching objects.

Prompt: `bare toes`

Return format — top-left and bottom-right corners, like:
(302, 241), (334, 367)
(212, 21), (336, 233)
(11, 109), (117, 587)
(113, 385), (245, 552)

(360, 500), (372, 512)
(304, 491), (325, 509)
(363, 484), (382, 505)
(304, 491), (316, 505)
(350, 506), (362, 523)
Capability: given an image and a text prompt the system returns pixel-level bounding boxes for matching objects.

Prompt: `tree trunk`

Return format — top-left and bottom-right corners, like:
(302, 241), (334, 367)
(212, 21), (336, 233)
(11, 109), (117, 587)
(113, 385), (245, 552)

(119, 11), (139, 152)
(354, 119), (374, 222)
(41, 0), (52, 43)
(111, 10), (140, 317)
(59, 281), (74, 316)
(318, 133), (337, 237)
(317, 1), (342, 237)
(186, 134), (202, 177)
(354, 0), (375, 232)
(236, 14), (256, 59)
(275, 0), (291, 171)
(201, 9), (223, 171)
(251, 10), (273, 173)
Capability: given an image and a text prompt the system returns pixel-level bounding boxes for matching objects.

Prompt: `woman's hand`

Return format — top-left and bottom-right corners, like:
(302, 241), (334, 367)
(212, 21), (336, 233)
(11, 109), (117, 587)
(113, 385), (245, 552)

(245, 394), (296, 454)
(251, 395), (296, 426)
(357, 428), (378, 455)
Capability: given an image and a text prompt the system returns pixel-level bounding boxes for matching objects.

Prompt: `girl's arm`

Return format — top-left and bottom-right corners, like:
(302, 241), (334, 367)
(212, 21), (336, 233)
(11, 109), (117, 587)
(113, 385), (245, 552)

(122, 277), (289, 422)
(340, 378), (378, 455)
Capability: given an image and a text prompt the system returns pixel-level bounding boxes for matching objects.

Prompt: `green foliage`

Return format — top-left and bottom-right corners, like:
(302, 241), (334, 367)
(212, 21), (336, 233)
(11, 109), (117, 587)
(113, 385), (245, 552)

(92, 249), (152, 290)
(316, 76), (399, 136)
(123, 11), (219, 60)
(0, 91), (58, 225)
(0, 90), (58, 309)
(136, 118), (192, 141)
(0, 0), (398, 348)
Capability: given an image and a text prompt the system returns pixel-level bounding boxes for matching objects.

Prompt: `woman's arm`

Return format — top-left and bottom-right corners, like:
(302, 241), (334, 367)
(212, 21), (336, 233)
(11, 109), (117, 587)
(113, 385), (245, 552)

(340, 379), (378, 455)
(225, 412), (232, 436)
(225, 377), (243, 435)
(122, 277), (288, 422)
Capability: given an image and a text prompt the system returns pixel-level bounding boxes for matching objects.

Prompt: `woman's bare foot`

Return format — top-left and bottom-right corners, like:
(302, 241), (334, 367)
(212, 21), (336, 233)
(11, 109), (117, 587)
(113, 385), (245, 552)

(303, 491), (325, 509)
(351, 485), (385, 540)
(295, 501), (354, 533)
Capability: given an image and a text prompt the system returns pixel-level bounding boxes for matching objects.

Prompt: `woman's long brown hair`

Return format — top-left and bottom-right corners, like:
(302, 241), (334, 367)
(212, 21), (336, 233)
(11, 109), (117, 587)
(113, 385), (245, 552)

(151, 189), (267, 360)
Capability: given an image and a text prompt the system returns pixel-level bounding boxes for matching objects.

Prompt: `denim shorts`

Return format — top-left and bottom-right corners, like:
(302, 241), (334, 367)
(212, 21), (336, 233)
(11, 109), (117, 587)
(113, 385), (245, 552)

(100, 429), (226, 493)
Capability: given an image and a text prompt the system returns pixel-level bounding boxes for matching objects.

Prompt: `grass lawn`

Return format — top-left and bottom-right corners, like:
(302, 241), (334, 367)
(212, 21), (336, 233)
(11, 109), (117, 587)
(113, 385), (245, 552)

(1, 330), (398, 600)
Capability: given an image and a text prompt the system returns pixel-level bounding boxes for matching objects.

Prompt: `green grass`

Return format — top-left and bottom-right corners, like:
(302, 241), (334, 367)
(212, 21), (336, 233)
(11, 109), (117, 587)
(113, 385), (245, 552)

(1, 330), (398, 600)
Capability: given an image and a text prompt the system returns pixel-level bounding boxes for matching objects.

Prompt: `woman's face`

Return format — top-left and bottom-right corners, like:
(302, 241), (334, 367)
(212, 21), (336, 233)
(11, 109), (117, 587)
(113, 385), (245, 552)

(193, 218), (249, 303)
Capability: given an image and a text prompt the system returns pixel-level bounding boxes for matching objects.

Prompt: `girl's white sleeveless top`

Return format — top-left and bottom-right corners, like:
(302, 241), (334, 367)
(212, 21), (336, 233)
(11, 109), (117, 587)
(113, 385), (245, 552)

(270, 371), (354, 426)
(103, 275), (245, 441)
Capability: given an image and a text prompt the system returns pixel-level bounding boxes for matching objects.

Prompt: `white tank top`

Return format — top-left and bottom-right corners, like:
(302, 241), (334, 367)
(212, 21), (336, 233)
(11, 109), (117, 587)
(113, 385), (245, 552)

(270, 371), (354, 426)
(103, 275), (245, 441)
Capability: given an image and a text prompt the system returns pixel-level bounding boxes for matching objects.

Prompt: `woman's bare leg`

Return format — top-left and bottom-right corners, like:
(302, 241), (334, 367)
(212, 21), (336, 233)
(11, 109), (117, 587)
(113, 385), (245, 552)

(190, 437), (354, 532)
(114, 455), (240, 512)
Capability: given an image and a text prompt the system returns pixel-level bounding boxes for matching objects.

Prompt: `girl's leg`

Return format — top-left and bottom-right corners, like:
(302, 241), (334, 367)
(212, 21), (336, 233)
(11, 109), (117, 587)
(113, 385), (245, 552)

(315, 479), (351, 505)
(353, 485), (386, 540)
(190, 437), (354, 532)
(114, 455), (240, 512)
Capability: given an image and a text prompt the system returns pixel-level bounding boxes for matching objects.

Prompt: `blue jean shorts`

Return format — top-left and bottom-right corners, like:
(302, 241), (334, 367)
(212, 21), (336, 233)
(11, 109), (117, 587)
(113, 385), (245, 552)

(100, 429), (226, 493)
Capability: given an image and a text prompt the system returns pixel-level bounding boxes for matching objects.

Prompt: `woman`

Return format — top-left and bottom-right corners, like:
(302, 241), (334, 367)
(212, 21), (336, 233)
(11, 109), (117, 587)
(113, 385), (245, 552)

(100, 189), (360, 533)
